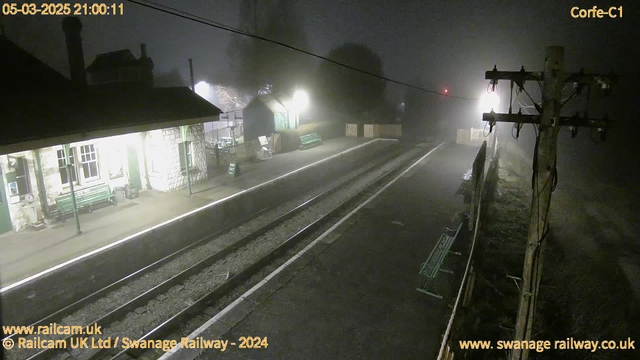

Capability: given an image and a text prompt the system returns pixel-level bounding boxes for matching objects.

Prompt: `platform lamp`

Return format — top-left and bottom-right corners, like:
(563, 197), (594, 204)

(292, 89), (309, 129)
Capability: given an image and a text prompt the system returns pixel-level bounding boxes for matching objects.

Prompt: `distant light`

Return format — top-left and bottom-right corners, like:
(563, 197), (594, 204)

(444, 89), (448, 93)
(195, 81), (210, 99)
(292, 90), (309, 112)
(479, 92), (500, 113)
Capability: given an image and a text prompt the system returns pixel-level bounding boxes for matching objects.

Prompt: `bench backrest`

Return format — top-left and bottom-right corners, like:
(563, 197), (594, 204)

(420, 232), (456, 278)
(300, 133), (321, 144)
(56, 184), (112, 210)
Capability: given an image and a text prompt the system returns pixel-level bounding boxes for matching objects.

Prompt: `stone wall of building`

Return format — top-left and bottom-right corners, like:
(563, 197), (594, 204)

(160, 124), (207, 191)
(1, 124), (208, 232)
(39, 146), (65, 213)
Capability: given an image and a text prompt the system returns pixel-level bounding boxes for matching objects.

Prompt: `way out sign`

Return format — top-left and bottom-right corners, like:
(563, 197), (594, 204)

(228, 162), (241, 177)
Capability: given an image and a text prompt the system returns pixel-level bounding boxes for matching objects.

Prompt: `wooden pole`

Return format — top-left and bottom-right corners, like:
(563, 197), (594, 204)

(510, 46), (564, 360)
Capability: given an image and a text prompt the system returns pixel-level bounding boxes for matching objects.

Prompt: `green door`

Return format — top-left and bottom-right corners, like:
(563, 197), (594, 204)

(0, 168), (13, 234)
(127, 145), (142, 191)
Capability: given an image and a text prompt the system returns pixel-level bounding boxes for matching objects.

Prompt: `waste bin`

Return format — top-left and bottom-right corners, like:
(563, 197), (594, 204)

(114, 186), (125, 204)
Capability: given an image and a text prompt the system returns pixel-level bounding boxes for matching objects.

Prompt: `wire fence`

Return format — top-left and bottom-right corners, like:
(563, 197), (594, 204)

(438, 135), (499, 360)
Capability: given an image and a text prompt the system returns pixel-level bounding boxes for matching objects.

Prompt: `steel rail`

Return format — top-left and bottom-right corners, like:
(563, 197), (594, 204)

(110, 146), (433, 360)
(22, 144), (409, 360)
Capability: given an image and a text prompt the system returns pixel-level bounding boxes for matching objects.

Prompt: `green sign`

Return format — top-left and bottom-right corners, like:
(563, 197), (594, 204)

(228, 162), (240, 177)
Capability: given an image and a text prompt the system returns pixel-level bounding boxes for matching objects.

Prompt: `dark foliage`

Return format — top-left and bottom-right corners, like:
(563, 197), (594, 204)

(225, 0), (313, 95)
(315, 43), (385, 120)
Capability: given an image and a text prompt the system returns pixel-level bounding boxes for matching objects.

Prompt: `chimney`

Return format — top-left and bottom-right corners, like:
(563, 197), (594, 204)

(61, 17), (87, 87)
(139, 43), (154, 89)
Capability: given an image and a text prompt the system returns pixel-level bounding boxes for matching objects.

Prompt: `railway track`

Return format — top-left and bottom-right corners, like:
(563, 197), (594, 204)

(5, 142), (437, 360)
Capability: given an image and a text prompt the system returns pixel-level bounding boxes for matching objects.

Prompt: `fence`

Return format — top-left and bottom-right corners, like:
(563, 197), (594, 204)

(346, 123), (358, 137)
(204, 123), (244, 144)
(205, 139), (261, 171)
(437, 135), (499, 360)
(362, 124), (403, 138)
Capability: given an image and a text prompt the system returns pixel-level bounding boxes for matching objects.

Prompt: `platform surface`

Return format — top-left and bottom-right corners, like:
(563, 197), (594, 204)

(0, 137), (386, 288)
(192, 143), (480, 360)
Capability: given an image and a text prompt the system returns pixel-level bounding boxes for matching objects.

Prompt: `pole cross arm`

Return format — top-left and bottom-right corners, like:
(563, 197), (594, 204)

(562, 114), (614, 129)
(564, 72), (618, 88)
(485, 70), (542, 82)
(482, 112), (539, 124)
(482, 112), (614, 129)
(485, 67), (617, 93)
(485, 66), (542, 90)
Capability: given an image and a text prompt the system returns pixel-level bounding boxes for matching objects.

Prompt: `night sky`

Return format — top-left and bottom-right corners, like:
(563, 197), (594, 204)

(2, 0), (639, 182)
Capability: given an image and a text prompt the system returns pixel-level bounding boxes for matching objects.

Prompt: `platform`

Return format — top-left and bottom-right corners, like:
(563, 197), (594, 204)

(0, 137), (390, 288)
(176, 143), (480, 360)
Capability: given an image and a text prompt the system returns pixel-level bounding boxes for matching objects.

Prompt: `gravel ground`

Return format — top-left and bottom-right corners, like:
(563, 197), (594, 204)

(10, 143), (428, 360)
(137, 144), (435, 360)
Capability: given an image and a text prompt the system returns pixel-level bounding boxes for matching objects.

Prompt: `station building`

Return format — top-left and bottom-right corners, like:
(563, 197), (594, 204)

(0, 18), (220, 234)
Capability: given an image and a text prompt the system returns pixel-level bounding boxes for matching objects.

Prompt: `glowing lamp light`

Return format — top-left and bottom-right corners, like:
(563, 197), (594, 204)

(292, 90), (309, 112)
(194, 81), (210, 99)
(444, 89), (448, 94)
(479, 92), (500, 113)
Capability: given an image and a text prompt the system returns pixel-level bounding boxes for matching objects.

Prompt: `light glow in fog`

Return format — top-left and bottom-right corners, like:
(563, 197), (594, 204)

(479, 92), (500, 113)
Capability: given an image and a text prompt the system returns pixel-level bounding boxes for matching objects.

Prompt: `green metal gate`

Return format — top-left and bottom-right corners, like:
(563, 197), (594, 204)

(0, 168), (14, 234)
(127, 145), (142, 191)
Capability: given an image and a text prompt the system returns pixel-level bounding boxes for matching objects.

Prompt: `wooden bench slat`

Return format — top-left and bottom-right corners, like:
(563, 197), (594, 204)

(299, 133), (322, 149)
(55, 184), (114, 218)
(417, 223), (463, 299)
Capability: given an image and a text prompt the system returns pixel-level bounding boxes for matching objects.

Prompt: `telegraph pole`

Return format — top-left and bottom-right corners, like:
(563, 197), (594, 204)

(514, 46), (563, 360)
(482, 46), (616, 360)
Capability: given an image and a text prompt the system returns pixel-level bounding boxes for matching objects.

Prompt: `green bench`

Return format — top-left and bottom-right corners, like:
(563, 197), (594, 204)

(299, 133), (322, 150)
(417, 223), (463, 299)
(55, 183), (114, 221)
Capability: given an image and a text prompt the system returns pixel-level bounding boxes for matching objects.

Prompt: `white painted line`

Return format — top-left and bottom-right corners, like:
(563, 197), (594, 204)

(158, 141), (446, 360)
(0, 138), (397, 294)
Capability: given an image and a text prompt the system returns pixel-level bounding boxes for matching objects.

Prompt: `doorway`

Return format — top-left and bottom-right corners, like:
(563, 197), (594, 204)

(127, 145), (142, 191)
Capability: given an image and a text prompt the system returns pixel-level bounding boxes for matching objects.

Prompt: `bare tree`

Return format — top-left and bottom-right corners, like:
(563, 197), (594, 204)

(225, 0), (312, 96)
(214, 84), (252, 112)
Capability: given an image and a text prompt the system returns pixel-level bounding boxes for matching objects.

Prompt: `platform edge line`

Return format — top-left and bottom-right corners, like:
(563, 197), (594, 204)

(158, 141), (445, 360)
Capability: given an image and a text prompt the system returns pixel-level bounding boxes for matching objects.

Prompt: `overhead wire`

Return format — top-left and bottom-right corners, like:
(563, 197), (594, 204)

(127, 0), (477, 100)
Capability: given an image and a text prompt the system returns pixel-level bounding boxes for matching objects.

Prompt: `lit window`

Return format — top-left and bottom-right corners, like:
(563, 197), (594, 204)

(108, 150), (124, 179)
(57, 148), (78, 185)
(149, 145), (162, 173)
(80, 144), (100, 180)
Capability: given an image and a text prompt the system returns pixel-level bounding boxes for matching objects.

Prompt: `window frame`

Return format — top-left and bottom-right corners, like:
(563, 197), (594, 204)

(14, 156), (32, 198)
(57, 148), (78, 186)
(79, 144), (100, 182)
(108, 149), (124, 180)
(148, 145), (162, 174)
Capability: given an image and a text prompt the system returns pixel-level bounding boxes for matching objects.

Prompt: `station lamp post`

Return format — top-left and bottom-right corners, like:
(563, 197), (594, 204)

(64, 144), (81, 235)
